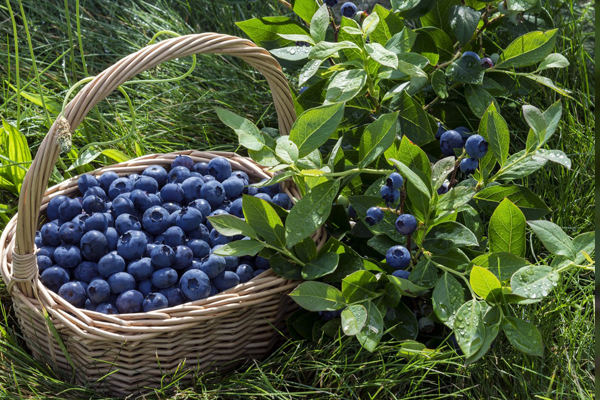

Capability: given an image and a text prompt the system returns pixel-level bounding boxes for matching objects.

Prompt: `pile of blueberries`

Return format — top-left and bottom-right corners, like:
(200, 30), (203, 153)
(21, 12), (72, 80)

(35, 155), (292, 315)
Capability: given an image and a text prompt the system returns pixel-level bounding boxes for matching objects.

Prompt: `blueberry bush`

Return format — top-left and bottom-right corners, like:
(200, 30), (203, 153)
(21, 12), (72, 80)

(206, 0), (597, 362)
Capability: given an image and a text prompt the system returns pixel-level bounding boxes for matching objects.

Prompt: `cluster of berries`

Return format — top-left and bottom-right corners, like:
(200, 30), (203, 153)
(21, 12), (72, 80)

(436, 124), (489, 177)
(35, 155), (290, 315)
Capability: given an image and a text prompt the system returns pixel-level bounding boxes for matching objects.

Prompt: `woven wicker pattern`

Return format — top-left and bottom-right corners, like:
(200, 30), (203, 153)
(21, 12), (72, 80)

(0, 34), (320, 395)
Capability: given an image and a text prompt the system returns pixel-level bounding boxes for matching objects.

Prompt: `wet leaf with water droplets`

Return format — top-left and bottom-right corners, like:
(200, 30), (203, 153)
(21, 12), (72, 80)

(502, 316), (544, 357)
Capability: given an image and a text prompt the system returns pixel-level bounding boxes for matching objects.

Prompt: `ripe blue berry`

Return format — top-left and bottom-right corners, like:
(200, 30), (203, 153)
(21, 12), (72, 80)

(181, 177), (204, 203)
(173, 245), (194, 270)
(108, 272), (137, 294)
(159, 286), (185, 307)
(437, 180), (450, 195)
(340, 1), (357, 17)
(207, 157), (232, 182)
(380, 186), (400, 204)
(85, 186), (108, 201)
(236, 264), (254, 283)
(213, 270), (240, 292)
(188, 199), (211, 221)
(95, 303), (119, 314)
(222, 177), (244, 199)
(439, 130), (464, 157)
(199, 254), (226, 279)
(133, 175), (159, 194)
(480, 57), (494, 69)
(386, 172), (404, 190)
(435, 122), (446, 140)
(392, 269), (411, 279)
(130, 189), (152, 212)
(386, 245), (411, 269)
(58, 198), (82, 221)
(150, 244), (175, 269)
(142, 292), (169, 312)
(41, 222), (61, 246)
(127, 258), (154, 281)
(176, 207), (202, 232)
(54, 244), (82, 268)
(141, 206), (170, 235)
(460, 158), (479, 175)
(78, 174), (99, 195)
(115, 213), (142, 235)
(209, 229), (231, 247)
(168, 166), (191, 184)
(325, 0), (338, 7)
(87, 279), (111, 304)
(108, 177), (134, 200)
(395, 214), (418, 235)
(37, 246), (56, 262)
(229, 198), (244, 218)
(142, 165), (168, 187)
(258, 179), (281, 198)
(193, 162), (209, 175)
(161, 226), (184, 247)
(82, 195), (105, 214)
(105, 227), (119, 251)
(464, 134), (488, 159)
(98, 252), (126, 277)
(111, 196), (135, 217)
(137, 279), (154, 297)
(160, 183), (185, 203)
(115, 289), (144, 314)
(84, 213), (109, 232)
(47, 195), (69, 221)
(35, 231), (44, 248)
(200, 180), (225, 208)
(272, 193), (292, 209)
(179, 269), (211, 301)
(253, 269), (266, 277)
(461, 51), (480, 61)
(365, 207), (384, 226)
(74, 261), (100, 283)
(37, 255), (53, 273)
(40, 266), (70, 292)
(171, 155), (194, 171)
(117, 230), (148, 260)
(151, 268), (178, 289)
(58, 281), (87, 308)
(187, 239), (211, 259)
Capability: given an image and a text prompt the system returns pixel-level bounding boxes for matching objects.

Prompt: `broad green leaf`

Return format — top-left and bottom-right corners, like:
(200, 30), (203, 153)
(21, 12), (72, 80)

(448, 5), (480, 45)
(362, 11), (380, 36)
(431, 69), (449, 98)
(358, 112), (399, 168)
(502, 316), (544, 357)
(470, 252), (530, 281)
(453, 300), (486, 357)
(2, 120), (31, 193)
(298, 59), (324, 86)
(271, 46), (312, 62)
(369, 4), (405, 45)
(465, 85), (497, 118)
(431, 248), (470, 271)
(356, 301), (384, 352)
(489, 198), (526, 257)
(465, 312), (500, 364)
(310, 4), (329, 43)
(341, 270), (378, 303)
(208, 214), (257, 238)
(101, 149), (130, 163)
(309, 41), (362, 59)
(212, 240), (264, 257)
(389, 91), (437, 145)
(285, 180), (340, 248)
(341, 304), (368, 336)
(432, 272), (466, 328)
(470, 265), (501, 300)
(302, 252), (340, 280)
(409, 259), (439, 288)
(539, 101), (563, 146)
(535, 149), (571, 169)
(416, 26), (454, 63)
(385, 27), (417, 54)
(275, 138), (299, 164)
(271, 253), (303, 279)
(289, 281), (346, 311)
(365, 43), (398, 68)
(250, 171), (295, 189)
(511, 265), (559, 300)
(436, 186), (476, 211)
(319, 237), (365, 283)
(536, 53), (569, 71)
(446, 56), (485, 85)
(67, 148), (101, 171)
(484, 104), (510, 166)
(277, 33), (315, 44)
(6, 84), (61, 113)
(572, 231), (595, 264)
(520, 73), (572, 98)
(389, 158), (432, 198)
(384, 301), (418, 340)
(425, 222), (479, 247)
(289, 103), (345, 157)
(420, 0), (460, 31)
(474, 184), (551, 220)
(216, 107), (265, 151)
(507, 0), (542, 11)
(397, 135), (431, 181)
(325, 69), (368, 104)
(497, 29), (559, 68)
(523, 105), (546, 151)
(342, 26), (363, 35)
(494, 150), (548, 181)
(431, 156), (456, 191)
(242, 195), (286, 247)
(391, 0), (422, 12)
(237, 17), (309, 47)
(292, 0), (320, 24)
(294, 237), (318, 263)
(527, 220), (575, 259)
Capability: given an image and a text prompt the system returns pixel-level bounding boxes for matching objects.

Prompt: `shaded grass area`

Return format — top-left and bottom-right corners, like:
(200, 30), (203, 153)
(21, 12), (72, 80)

(0, 0), (595, 399)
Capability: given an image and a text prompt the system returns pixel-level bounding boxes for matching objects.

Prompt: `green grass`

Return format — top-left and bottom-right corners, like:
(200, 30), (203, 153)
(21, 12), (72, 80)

(0, 0), (594, 399)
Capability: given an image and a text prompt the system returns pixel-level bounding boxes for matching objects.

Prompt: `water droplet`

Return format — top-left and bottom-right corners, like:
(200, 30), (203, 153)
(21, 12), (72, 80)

(527, 330), (533, 337)
(290, 48), (296, 55)
(531, 293), (536, 299)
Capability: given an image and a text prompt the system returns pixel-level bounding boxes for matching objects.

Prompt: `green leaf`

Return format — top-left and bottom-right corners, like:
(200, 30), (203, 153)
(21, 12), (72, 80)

(325, 69), (368, 104)
(431, 248), (470, 272)
(409, 259), (439, 288)
(275, 138), (299, 164)
(294, 237), (318, 263)
(572, 231), (595, 264)
(396, 135), (431, 181)
(370, 4), (405, 45)
(453, 300), (485, 358)
(489, 198), (526, 257)
(420, 0), (460, 31)
(310, 4), (329, 43)
(448, 5), (480, 45)
(425, 222), (479, 247)
(432, 273), (466, 328)
(250, 171), (295, 189)
(309, 41), (362, 59)
(535, 149), (572, 169)
(289, 281), (346, 311)
(236, 17), (309, 47)
(101, 149), (129, 163)
(208, 214), (257, 238)
(474, 184), (551, 220)
(2, 120), (31, 193)
(285, 180), (340, 248)
(289, 103), (345, 158)
(298, 59), (324, 86)
(384, 301), (418, 340)
(389, 91), (437, 145)
(465, 307), (501, 364)
(212, 240), (265, 257)
(465, 85), (497, 118)
(470, 252), (530, 282)
(385, 27), (418, 54)
(497, 29), (559, 69)
(523, 105), (546, 151)
(243, 195), (286, 247)
(389, 158), (432, 198)
(431, 156), (456, 191)
(216, 107), (265, 151)
(436, 186), (476, 212)
(511, 265), (559, 300)
(470, 265), (501, 300)
(446, 56), (485, 85)
(502, 316), (544, 357)
(536, 53), (569, 71)
(494, 150), (548, 181)
(277, 33), (315, 44)
(484, 104), (510, 166)
(319, 237), (365, 282)
(358, 112), (399, 168)
(431, 69), (449, 99)
(341, 270), (378, 303)
(519, 73), (572, 98)
(302, 252), (340, 280)
(527, 220), (576, 259)
(362, 11), (380, 36)
(356, 301), (384, 352)
(270, 46), (311, 61)
(341, 304), (368, 336)
(67, 148), (101, 171)
(292, 0), (320, 24)
(350, 195), (405, 242)
(6, 84), (61, 113)
(365, 43), (398, 68)
(271, 253), (303, 279)
(507, 0), (542, 11)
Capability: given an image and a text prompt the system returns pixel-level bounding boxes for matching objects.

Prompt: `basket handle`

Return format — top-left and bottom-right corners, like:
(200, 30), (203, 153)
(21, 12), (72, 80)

(11, 33), (296, 294)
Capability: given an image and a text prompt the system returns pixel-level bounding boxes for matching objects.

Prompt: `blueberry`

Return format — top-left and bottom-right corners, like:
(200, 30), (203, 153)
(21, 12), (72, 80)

(47, 195), (69, 221)
(228, 198), (244, 218)
(40, 266), (70, 292)
(142, 165), (168, 187)
(78, 174), (99, 195)
(208, 229), (231, 247)
(95, 303), (119, 314)
(117, 230), (148, 260)
(35, 231), (44, 248)
(454, 126), (470, 135)
(207, 157), (232, 182)
(71, 213), (89, 231)
(255, 256), (270, 270)
(104, 227), (119, 251)
(130, 189), (153, 212)
(127, 258), (154, 281)
(175, 207), (202, 232)
(199, 255), (226, 279)
(159, 286), (185, 307)
(365, 207), (384, 226)
(340, 1), (357, 17)
(181, 177), (204, 203)
(142, 292), (169, 312)
(258, 179), (281, 198)
(392, 269), (411, 280)
(200, 180), (225, 208)
(172, 155), (194, 171)
(253, 269), (266, 277)
(179, 269), (211, 301)
(464, 134), (488, 159)
(386, 245), (411, 269)
(168, 166), (191, 184)
(162, 202), (182, 214)
(160, 226), (183, 247)
(245, 186), (258, 196)
(325, 0), (338, 6)
(380, 186), (400, 204)
(160, 183), (184, 204)
(148, 193), (162, 208)
(132, 176), (158, 194)
(115, 213), (141, 235)
(84, 213), (109, 233)
(437, 181), (450, 195)
(98, 171), (119, 192)
(37, 246), (56, 262)
(54, 244), (82, 268)
(461, 51), (480, 61)
(209, 284), (219, 296)
(97, 252), (126, 277)
(151, 268), (178, 289)
(58, 198), (82, 221)
(435, 122), (446, 140)
(187, 239), (210, 259)
(80, 230), (109, 261)
(137, 279), (153, 297)
(74, 261), (100, 283)
(222, 177), (244, 199)
(150, 245), (175, 269)
(108, 272), (137, 294)
(395, 214), (418, 235)
(254, 193), (272, 203)
(440, 130), (464, 157)
(111, 196), (135, 217)
(213, 247), (238, 271)
(87, 278), (111, 303)
(213, 271), (240, 292)
(236, 264), (254, 283)
(480, 57), (494, 69)
(108, 177), (134, 200)
(41, 222), (61, 246)
(386, 172), (404, 190)
(272, 193), (292, 209)
(37, 255), (53, 273)
(84, 299), (97, 310)
(128, 173), (141, 182)
(58, 281), (87, 308)
(193, 162), (208, 175)
(115, 289), (143, 314)
(460, 158), (479, 175)
(173, 245), (193, 270)
(187, 224), (210, 242)
(140, 206), (169, 236)
(231, 171), (249, 185)
(203, 175), (216, 183)
(82, 195), (105, 214)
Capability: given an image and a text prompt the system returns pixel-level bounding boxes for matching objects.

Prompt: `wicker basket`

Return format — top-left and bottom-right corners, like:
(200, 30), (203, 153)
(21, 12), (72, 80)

(0, 33), (324, 396)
